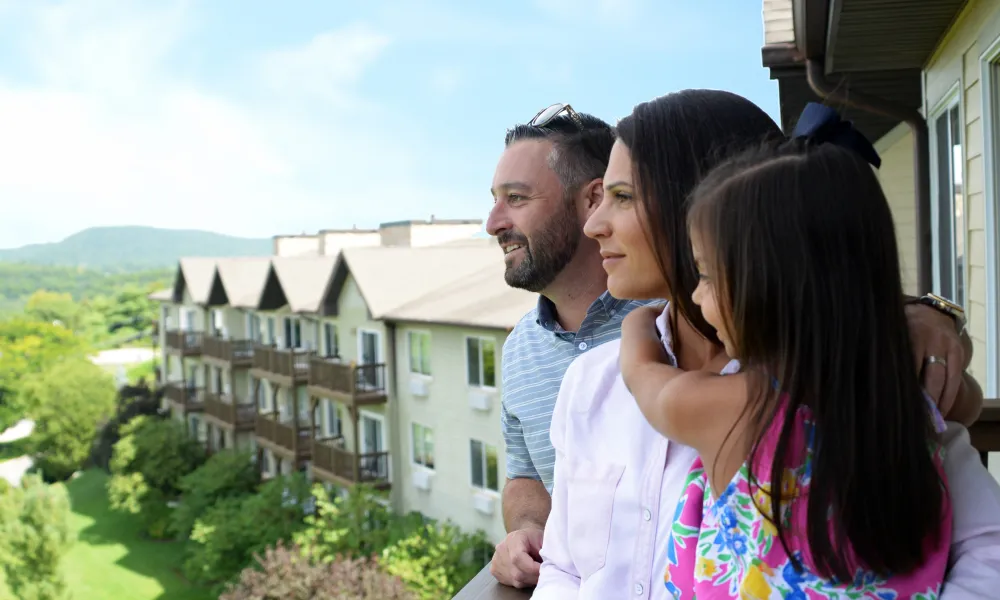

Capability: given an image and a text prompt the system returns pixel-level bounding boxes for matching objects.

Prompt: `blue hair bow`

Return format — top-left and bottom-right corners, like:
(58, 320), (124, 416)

(791, 103), (882, 168)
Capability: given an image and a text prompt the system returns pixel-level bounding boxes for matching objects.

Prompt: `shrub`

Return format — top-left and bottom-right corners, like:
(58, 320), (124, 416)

(220, 542), (414, 600)
(23, 358), (117, 481)
(184, 473), (312, 588)
(88, 386), (162, 472)
(171, 449), (259, 540)
(0, 474), (73, 600)
(382, 522), (489, 600)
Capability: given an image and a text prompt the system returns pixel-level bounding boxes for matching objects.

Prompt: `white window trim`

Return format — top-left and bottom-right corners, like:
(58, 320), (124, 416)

(359, 409), (390, 483)
(465, 335), (498, 390)
(926, 81), (967, 307)
(410, 421), (435, 471)
(980, 32), (1000, 397)
(407, 330), (433, 378)
(323, 398), (342, 438)
(357, 328), (384, 364)
(322, 321), (340, 359)
(469, 438), (500, 495)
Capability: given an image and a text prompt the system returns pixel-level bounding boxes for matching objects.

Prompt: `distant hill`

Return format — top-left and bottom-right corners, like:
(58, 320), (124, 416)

(0, 226), (272, 271)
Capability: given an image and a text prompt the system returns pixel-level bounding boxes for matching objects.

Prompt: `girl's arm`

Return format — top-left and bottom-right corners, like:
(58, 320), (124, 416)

(947, 373), (984, 427)
(618, 306), (746, 457)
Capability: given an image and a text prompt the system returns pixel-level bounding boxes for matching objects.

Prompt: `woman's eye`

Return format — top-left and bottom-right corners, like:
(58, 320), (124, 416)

(615, 191), (632, 202)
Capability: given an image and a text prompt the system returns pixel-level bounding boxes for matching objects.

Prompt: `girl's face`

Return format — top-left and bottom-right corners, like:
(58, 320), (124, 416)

(690, 232), (734, 356)
(583, 140), (669, 299)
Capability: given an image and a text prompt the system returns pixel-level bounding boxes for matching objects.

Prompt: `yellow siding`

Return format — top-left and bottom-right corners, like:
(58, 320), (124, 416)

(875, 127), (920, 296)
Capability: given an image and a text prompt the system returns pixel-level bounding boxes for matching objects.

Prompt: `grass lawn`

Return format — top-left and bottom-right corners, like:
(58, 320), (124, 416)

(63, 469), (215, 600)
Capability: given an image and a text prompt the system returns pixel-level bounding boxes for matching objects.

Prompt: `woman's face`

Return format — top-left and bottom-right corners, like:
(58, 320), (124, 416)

(583, 140), (668, 300)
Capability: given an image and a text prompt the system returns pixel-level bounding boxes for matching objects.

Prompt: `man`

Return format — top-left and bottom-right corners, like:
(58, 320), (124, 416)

(486, 104), (976, 589)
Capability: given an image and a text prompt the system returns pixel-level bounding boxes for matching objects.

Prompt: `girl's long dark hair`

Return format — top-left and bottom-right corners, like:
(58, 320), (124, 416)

(615, 90), (783, 341)
(688, 139), (945, 581)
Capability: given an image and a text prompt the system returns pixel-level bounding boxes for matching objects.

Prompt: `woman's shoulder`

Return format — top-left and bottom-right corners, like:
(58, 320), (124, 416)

(557, 338), (625, 412)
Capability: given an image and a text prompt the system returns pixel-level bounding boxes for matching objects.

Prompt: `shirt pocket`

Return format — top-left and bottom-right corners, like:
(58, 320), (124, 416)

(564, 459), (625, 581)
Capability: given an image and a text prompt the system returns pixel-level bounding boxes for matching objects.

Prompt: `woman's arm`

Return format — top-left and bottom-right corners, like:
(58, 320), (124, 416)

(945, 374), (984, 427)
(938, 422), (1000, 599)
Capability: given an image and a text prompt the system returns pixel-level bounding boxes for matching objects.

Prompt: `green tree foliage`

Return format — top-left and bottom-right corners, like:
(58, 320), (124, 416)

(171, 449), (260, 540)
(0, 475), (73, 600)
(220, 542), (414, 600)
(23, 291), (82, 332)
(108, 416), (206, 537)
(0, 263), (172, 304)
(184, 473), (312, 588)
(381, 523), (489, 600)
(20, 358), (117, 481)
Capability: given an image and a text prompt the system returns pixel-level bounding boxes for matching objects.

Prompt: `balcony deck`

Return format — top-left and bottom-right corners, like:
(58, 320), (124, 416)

(451, 399), (1000, 599)
(307, 358), (388, 406)
(202, 336), (254, 368)
(250, 345), (314, 386)
(202, 392), (255, 431)
(254, 412), (312, 460)
(310, 436), (391, 488)
(165, 330), (203, 357)
(162, 382), (204, 413)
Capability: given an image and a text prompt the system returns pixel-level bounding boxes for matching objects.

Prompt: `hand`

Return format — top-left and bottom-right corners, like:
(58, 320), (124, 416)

(620, 304), (668, 382)
(490, 527), (544, 588)
(905, 303), (967, 417)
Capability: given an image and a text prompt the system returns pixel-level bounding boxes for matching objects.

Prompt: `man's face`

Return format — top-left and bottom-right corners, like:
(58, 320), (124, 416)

(487, 139), (582, 293)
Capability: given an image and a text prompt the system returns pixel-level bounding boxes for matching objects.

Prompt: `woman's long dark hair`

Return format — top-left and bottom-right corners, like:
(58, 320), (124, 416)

(615, 90), (783, 340)
(688, 139), (945, 581)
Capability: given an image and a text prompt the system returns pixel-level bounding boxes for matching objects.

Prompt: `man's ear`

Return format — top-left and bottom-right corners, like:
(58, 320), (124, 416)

(581, 178), (603, 217)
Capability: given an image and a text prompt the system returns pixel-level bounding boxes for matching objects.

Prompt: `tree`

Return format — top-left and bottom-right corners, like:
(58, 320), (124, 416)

(0, 475), (73, 600)
(171, 449), (260, 540)
(21, 358), (117, 481)
(381, 522), (489, 600)
(220, 542), (414, 600)
(23, 291), (81, 332)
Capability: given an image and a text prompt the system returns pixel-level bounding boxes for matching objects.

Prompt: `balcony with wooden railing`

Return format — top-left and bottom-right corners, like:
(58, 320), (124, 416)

(310, 436), (391, 488)
(202, 337), (255, 368)
(251, 345), (315, 385)
(165, 330), (203, 357)
(254, 412), (312, 459)
(162, 382), (204, 412)
(203, 392), (256, 431)
(307, 359), (388, 405)
(450, 399), (1000, 600)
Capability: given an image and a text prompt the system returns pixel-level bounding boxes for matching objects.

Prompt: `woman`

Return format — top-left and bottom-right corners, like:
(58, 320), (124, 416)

(530, 90), (1000, 600)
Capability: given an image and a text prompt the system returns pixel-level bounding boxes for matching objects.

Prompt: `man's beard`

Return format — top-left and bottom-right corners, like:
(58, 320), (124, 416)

(501, 205), (580, 293)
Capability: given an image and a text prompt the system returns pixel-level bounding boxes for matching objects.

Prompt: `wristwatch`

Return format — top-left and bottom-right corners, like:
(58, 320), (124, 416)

(912, 293), (967, 333)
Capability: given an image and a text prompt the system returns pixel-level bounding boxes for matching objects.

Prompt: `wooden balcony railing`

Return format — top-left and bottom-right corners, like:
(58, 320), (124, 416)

(254, 413), (312, 457)
(202, 337), (255, 367)
(163, 382), (204, 412)
(311, 437), (391, 486)
(307, 358), (388, 403)
(203, 392), (256, 430)
(451, 400), (1000, 600)
(165, 330), (203, 356)
(252, 345), (314, 382)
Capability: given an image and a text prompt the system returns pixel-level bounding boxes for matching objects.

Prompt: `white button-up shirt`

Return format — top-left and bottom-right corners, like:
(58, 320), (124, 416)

(533, 309), (1000, 599)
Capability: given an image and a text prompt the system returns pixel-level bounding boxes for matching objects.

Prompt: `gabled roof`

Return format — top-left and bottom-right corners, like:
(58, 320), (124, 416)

(171, 258), (224, 305)
(269, 256), (339, 314)
(216, 258), (273, 309)
(329, 239), (504, 320)
(383, 261), (537, 331)
(148, 288), (173, 302)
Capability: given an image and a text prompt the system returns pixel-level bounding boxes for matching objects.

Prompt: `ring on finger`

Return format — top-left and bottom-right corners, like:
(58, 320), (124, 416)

(924, 355), (947, 368)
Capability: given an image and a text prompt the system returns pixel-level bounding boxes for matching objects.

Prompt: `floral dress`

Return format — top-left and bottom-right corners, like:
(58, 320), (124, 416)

(663, 400), (951, 600)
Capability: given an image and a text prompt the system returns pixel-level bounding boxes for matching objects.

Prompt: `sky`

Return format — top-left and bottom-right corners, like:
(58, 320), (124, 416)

(0, 0), (779, 248)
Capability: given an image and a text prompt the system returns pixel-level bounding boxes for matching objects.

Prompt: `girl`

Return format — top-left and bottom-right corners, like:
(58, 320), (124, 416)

(619, 110), (959, 599)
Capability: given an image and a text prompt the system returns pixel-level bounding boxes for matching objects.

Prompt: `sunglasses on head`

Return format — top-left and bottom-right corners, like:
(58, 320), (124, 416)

(529, 103), (584, 129)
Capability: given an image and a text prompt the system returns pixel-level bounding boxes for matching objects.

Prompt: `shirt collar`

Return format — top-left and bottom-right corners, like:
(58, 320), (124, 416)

(535, 290), (625, 333)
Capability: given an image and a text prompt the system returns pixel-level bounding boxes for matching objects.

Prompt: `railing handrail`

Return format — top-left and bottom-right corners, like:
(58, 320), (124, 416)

(452, 565), (531, 600)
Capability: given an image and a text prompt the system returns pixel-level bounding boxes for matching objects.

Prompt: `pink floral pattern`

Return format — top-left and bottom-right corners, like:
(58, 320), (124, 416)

(663, 403), (951, 599)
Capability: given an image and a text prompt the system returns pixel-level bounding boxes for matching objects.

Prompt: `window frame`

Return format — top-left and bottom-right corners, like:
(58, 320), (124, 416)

(464, 335), (497, 389)
(410, 422), (435, 471)
(928, 83), (967, 309)
(979, 24), (1000, 397)
(407, 330), (433, 377)
(469, 438), (500, 494)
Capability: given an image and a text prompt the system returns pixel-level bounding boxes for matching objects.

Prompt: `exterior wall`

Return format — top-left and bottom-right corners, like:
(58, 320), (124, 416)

(378, 222), (481, 248)
(874, 126), (920, 296)
(274, 235), (321, 257)
(762, 0), (794, 45)
(319, 230), (381, 256)
(392, 321), (507, 543)
(924, 0), (1000, 387)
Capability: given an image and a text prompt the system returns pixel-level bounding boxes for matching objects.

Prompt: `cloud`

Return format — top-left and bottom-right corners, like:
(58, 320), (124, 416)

(428, 66), (462, 96)
(0, 0), (463, 248)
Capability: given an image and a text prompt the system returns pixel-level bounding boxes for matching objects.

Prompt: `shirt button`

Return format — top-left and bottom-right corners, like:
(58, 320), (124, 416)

(578, 342), (587, 351)
(634, 583), (644, 595)
(643, 508), (651, 521)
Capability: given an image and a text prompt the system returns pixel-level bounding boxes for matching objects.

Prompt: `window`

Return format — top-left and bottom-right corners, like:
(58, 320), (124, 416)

(933, 102), (965, 307)
(408, 331), (432, 376)
(325, 400), (341, 438)
(323, 323), (339, 358)
(283, 317), (302, 349)
(411, 423), (435, 469)
(470, 439), (499, 492)
(212, 309), (225, 337)
(247, 312), (261, 343)
(466, 337), (496, 387)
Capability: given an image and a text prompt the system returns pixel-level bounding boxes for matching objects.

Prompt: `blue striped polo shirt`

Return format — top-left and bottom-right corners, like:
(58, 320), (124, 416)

(500, 291), (653, 492)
